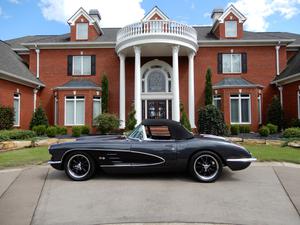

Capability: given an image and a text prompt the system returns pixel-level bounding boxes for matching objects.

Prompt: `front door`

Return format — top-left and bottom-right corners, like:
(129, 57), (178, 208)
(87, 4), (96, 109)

(147, 100), (166, 119)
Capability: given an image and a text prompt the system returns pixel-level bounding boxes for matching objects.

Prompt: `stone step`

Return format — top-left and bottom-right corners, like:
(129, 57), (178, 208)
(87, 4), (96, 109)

(0, 166), (49, 225)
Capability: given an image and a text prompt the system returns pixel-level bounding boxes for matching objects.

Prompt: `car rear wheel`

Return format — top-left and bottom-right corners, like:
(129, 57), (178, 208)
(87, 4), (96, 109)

(189, 151), (222, 182)
(64, 152), (95, 181)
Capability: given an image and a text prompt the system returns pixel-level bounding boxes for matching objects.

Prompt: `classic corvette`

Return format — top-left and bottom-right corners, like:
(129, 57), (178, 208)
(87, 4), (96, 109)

(48, 119), (256, 182)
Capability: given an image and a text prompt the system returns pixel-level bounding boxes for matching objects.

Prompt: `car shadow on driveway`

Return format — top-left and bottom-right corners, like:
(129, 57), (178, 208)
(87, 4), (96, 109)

(46, 166), (239, 183)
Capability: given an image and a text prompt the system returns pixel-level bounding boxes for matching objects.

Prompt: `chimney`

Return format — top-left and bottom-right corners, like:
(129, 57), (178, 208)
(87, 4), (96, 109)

(211, 8), (224, 22)
(89, 9), (101, 24)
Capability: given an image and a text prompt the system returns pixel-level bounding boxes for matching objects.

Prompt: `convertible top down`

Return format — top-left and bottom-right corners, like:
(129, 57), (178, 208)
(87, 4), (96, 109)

(48, 119), (256, 182)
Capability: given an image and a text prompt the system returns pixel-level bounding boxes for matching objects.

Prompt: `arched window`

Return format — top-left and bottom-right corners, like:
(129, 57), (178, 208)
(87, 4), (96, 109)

(142, 68), (171, 93)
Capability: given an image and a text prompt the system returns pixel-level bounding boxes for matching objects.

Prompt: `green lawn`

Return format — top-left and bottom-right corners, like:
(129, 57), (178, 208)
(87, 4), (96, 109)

(0, 144), (300, 169)
(0, 147), (49, 169)
(243, 144), (300, 164)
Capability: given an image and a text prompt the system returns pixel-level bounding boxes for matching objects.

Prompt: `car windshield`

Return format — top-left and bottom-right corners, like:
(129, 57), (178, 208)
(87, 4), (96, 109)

(128, 125), (144, 140)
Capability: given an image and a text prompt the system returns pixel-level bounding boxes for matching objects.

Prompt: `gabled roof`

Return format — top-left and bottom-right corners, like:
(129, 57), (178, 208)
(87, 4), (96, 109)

(0, 41), (44, 87)
(67, 7), (102, 34)
(217, 4), (247, 23)
(272, 51), (300, 85)
(142, 6), (169, 21)
(54, 79), (101, 90)
(213, 77), (263, 89)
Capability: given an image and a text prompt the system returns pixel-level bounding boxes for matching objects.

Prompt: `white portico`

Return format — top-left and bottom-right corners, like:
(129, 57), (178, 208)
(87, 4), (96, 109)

(116, 7), (198, 129)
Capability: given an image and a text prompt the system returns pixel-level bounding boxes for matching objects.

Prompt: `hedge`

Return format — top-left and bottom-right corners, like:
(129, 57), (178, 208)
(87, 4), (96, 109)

(283, 127), (300, 138)
(0, 130), (36, 141)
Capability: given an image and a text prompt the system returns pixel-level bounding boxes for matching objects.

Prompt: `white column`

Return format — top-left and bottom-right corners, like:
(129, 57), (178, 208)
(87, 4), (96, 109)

(35, 48), (40, 78)
(188, 52), (196, 128)
(33, 89), (38, 111)
(275, 45), (280, 75)
(172, 45), (180, 122)
(134, 46), (142, 125)
(119, 53), (126, 129)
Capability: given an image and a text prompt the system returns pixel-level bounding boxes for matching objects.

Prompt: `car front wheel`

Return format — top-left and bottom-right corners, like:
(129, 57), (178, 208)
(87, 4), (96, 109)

(64, 152), (95, 181)
(189, 151), (222, 182)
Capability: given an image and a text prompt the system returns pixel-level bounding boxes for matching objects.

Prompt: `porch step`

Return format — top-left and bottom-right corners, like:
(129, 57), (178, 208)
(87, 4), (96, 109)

(0, 166), (49, 225)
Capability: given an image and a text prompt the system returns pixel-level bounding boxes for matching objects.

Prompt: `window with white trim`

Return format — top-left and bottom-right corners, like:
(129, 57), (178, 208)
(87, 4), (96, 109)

(230, 94), (251, 124)
(93, 96), (102, 122)
(222, 54), (241, 73)
(225, 21), (237, 37)
(213, 95), (221, 110)
(258, 95), (262, 124)
(298, 91), (300, 119)
(65, 96), (85, 125)
(13, 94), (20, 126)
(76, 23), (88, 40)
(73, 56), (91, 75)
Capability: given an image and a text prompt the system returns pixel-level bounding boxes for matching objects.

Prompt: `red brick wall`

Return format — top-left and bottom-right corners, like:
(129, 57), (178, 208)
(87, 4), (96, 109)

(30, 48), (119, 125)
(282, 80), (300, 123)
(19, 54), (30, 66)
(0, 79), (34, 130)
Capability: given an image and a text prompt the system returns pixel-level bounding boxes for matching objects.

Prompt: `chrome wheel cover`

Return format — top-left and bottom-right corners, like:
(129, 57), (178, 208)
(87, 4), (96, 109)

(193, 154), (219, 181)
(67, 154), (91, 179)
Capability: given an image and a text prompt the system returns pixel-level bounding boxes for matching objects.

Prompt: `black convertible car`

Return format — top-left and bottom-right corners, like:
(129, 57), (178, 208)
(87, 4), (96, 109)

(48, 119), (256, 182)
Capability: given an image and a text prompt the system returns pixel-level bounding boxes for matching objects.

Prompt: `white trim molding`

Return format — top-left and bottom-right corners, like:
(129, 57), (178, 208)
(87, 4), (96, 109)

(119, 53), (126, 129)
(142, 6), (169, 21)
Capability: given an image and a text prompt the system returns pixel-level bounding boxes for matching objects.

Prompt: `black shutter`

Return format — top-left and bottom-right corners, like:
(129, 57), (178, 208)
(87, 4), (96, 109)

(67, 55), (73, 76)
(242, 53), (247, 73)
(91, 55), (96, 75)
(217, 53), (223, 74)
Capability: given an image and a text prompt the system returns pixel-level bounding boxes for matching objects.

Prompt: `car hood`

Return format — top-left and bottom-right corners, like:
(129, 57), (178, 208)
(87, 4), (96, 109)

(195, 134), (229, 143)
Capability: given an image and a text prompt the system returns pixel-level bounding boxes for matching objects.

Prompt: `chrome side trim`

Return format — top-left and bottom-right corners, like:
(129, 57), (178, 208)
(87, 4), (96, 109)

(226, 158), (257, 163)
(48, 160), (62, 164)
(59, 148), (166, 167)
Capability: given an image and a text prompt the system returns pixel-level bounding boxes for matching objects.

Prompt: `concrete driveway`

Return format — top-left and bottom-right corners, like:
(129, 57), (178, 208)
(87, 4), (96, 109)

(0, 163), (299, 225)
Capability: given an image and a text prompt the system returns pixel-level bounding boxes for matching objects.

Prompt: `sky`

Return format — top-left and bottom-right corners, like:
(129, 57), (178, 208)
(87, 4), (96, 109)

(0, 0), (300, 40)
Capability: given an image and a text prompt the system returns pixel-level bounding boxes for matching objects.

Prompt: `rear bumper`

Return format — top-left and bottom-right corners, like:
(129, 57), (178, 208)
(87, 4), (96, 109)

(226, 158), (256, 171)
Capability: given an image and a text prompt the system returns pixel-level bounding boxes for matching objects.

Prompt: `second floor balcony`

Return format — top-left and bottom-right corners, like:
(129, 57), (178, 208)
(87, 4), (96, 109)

(116, 20), (198, 55)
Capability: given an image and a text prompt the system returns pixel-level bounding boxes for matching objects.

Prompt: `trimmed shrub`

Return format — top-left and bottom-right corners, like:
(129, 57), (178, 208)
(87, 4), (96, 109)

(259, 126), (270, 137)
(32, 125), (47, 136)
(81, 125), (90, 135)
(267, 95), (284, 130)
(198, 105), (226, 135)
(46, 126), (57, 137)
(56, 126), (67, 135)
(283, 127), (300, 138)
(0, 105), (14, 130)
(180, 103), (191, 131)
(72, 126), (81, 137)
(101, 75), (109, 113)
(266, 123), (278, 134)
(0, 129), (36, 141)
(290, 119), (300, 128)
(29, 106), (48, 129)
(125, 106), (137, 131)
(239, 125), (251, 133)
(230, 125), (240, 135)
(204, 68), (213, 106)
(94, 113), (119, 134)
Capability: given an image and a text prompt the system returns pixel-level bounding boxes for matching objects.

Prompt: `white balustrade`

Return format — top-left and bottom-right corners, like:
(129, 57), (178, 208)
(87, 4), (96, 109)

(116, 20), (197, 45)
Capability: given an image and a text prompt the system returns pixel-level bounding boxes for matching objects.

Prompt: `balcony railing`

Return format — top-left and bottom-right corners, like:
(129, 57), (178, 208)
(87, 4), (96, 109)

(116, 20), (198, 45)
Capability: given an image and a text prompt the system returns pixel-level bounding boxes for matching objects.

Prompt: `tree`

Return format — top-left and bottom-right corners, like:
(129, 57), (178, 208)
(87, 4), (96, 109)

(267, 95), (284, 130)
(101, 74), (109, 113)
(180, 103), (191, 131)
(29, 106), (48, 129)
(125, 105), (137, 131)
(0, 105), (14, 130)
(198, 105), (226, 135)
(205, 68), (213, 106)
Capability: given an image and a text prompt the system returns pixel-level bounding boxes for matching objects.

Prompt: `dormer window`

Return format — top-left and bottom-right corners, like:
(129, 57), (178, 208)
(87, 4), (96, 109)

(225, 21), (237, 37)
(76, 23), (88, 40)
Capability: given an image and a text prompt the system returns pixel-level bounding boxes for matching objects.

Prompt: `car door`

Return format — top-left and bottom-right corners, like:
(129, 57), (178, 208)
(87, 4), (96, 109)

(130, 124), (178, 170)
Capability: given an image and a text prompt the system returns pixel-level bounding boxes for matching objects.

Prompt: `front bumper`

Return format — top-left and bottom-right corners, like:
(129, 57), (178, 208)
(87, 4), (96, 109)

(226, 157), (256, 171)
(48, 160), (63, 170)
